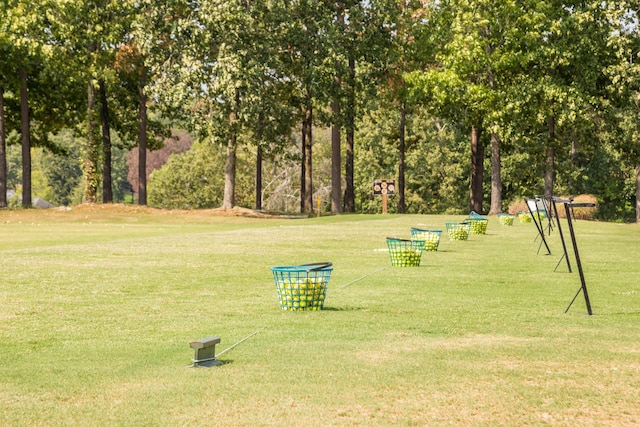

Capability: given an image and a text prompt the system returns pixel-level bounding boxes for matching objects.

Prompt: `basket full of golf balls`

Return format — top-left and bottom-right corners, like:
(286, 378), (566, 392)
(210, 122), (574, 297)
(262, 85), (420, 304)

(386, 238), (425, 267)
(517, 212), (532, 223)
(410, 228), (442, 251)
(445, 222), (471, 241)
(466, 211), (488, 234)
(498, 213), (515, 226)
(271, 263), (333, 311)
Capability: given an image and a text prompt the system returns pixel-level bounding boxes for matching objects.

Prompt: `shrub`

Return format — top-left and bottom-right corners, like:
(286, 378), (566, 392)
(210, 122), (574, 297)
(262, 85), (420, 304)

(507, 199), (528, 215)
(555, 194), (598, 220)
(507, 194), (597, 220)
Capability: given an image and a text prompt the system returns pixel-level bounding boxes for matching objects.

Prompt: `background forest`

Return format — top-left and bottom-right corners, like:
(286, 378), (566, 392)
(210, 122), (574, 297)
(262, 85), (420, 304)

(2, 1), (640, 221)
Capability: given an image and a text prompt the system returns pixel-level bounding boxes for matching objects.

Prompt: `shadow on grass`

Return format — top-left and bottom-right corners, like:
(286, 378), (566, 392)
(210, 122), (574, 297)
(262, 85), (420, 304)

(189, 359), (233, 368)
(321, 306), (367, 311)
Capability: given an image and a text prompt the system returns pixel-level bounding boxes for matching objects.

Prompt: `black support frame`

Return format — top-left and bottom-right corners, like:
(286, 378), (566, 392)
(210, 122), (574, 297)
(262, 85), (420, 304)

(561, 201), (595, 316)
(549, 196), (572, 273)
(526, 198), (551, 255)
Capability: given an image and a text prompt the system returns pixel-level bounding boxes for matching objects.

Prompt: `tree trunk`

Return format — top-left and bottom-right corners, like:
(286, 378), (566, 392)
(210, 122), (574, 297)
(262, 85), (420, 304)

(99, 80), (113, 203)
(343, 56), (356, 213)
(255, 144), (263, 210)
(331, 100), (342, 214)
(544, 115), (555, 197)
(223, 131), (237, 209)
(470, 125), (484, 213)
(302, 103), (313, 213)
(137, 75), (147, 205)
(568, 136), (578, 190)
(223, 90), (239, 209)
(20, 67), (31, 208)
(398, 104), (406, 214)
(0, 85), (6, 208)
(255, 112), (264, 211)
(344, 118), (354, 213)
(636, 164), (640, 223)
(85, 80), (100, 203)
(331, 4), (344, 214)
(84, 40), (100, 204)
(300, 121), (305, 213)
(485, 39), (499, 215)
(489, 132), (502, 214)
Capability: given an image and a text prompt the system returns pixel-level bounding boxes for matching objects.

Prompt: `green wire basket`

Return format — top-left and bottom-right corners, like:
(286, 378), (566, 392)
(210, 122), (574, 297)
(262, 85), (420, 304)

(386, 238), (425, 267)
(410, 228), (442, 251)
(271, 263), (333, 311)
(445, 222), (471, 241)
(498, 213), (515, 226)
(518, 212), (532, 223)
(466, 211), (488, 234)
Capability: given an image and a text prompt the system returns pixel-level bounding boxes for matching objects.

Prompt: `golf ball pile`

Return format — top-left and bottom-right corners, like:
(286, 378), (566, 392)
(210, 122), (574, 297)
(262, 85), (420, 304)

(276, 277), (327, 311)
(499, 214), (515, 226)
(518, 213), (532, 223)
(468, 220), (488, 235)
(411, 232), (440, 251)
(448, 229), (469, 240)
(446, 223), (470, 241)
(390, 248), (422, 267)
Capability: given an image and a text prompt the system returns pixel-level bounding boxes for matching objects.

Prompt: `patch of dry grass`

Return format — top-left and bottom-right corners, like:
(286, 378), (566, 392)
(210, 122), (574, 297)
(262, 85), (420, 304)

(0, 203), (277, 224)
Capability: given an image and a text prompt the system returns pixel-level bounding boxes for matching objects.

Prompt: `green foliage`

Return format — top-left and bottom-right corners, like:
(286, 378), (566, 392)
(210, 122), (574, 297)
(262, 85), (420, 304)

(4, 145), (59, 206)
(3, 128), (134, 207)
(355, 104), (468, 214)
(2, 0), (640, 221)
(404, 110), (468, 214)
(406, 2), (640, 216)
(110, 145), (133, 203)
(354, 106), (400, 213)
(40, 130), (83, 206)
(148, 140), (225, 209)
(4, 143), (21, 191)
(147, 139), (254, 209)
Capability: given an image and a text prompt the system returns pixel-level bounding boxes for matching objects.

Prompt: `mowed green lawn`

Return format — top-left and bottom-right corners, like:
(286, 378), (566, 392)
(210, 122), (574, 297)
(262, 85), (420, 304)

(1, 206), (639, 426)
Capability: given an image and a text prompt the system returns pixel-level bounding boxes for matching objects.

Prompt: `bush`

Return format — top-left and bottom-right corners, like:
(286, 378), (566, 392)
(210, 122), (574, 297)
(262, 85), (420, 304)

(507, 199), (528, 215)
(148, 141), (225, 209)
(555, 194), (598, 220)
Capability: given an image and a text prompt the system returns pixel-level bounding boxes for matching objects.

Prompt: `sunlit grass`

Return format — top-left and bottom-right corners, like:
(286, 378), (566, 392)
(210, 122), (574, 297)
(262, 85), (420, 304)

(1, 206), (639, 426)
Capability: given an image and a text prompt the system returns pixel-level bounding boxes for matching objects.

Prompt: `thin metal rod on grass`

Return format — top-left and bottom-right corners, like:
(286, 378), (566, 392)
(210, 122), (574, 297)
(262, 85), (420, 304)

(334, 266), (389, 291)
(216, 328), (264, 358)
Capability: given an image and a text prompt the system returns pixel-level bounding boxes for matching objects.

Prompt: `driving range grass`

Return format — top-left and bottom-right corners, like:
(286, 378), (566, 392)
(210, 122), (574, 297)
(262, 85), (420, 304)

(1, 207), (640, 426)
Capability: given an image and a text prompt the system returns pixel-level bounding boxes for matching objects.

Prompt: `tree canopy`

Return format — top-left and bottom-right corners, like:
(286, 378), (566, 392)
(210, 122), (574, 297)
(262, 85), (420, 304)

(1, 0), (640, 221)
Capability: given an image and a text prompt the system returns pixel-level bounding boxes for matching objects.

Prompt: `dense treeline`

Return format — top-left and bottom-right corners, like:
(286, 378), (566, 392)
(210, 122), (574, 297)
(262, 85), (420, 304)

(1, 1), (639, 221)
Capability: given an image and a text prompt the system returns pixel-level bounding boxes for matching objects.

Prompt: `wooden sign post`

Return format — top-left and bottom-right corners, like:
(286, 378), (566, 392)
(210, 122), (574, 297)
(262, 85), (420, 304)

(373, 179), (396, 214)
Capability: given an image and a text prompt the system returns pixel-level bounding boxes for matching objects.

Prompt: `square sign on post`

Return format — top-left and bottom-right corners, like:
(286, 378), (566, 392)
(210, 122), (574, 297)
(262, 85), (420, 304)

(373, 179), (396, 214)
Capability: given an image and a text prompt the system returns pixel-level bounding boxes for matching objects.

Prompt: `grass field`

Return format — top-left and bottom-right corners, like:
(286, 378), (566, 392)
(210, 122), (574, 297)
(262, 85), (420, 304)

(1, 205), (640, 426)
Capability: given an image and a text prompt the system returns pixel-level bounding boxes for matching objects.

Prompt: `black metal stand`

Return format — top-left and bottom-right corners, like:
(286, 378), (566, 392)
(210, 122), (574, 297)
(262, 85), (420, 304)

(535, 195), (554, 235)
(563, 202), (595, 315)
(526, 198), (551, 255)
(550, 197), (572, 273)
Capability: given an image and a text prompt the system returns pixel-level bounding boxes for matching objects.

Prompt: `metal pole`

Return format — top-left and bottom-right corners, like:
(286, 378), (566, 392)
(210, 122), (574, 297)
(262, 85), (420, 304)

(526, 198), (551, 255)
(551, 198), (572, 273)
(538, 195), (554, 235)
(216, 329), (264, 358)
(563, 202), (593, 315)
